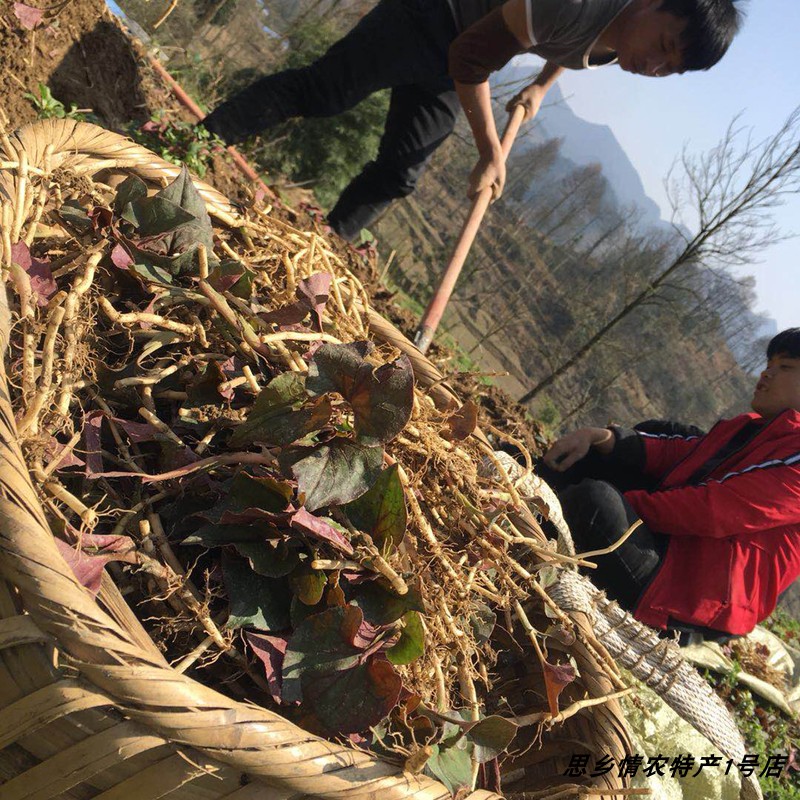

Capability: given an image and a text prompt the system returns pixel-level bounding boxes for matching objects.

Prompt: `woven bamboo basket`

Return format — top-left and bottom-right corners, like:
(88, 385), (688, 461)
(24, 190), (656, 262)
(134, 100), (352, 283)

(0, 119), (750, 800)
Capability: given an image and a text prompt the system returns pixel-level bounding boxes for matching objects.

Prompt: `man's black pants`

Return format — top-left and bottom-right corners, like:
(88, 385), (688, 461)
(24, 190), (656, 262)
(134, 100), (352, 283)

(203, 0), (460, 240)
(538, 453), (733, 642)
(539, 455), (667, 612)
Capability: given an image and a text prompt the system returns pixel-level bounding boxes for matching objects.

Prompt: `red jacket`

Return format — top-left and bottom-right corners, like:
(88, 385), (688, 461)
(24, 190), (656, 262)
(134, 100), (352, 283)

(625, 409), (800, 635)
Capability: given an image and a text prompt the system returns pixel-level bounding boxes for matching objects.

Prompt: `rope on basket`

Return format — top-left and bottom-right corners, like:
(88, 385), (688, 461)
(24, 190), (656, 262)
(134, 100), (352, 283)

(484, 453), (762, 800)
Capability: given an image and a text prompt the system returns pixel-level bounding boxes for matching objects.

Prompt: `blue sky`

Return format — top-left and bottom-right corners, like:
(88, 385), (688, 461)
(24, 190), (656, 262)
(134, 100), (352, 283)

(517, 0), (798, 331)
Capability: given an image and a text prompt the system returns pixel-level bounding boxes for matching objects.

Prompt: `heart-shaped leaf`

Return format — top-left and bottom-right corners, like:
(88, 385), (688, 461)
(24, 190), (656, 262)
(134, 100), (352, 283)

(230, 372), (331, 448)
(424, 739), (473, 795)
(281, 437), (383, 512)
(345, 463), (406, 554)
(303, 657), (402, 735)
(386, 611), (424, 665)
(348, 579), (425, 626)
(114, 175), (148, 215)
(282, 605), (364, 703)
(306, 342), (413, 444)
(222, 551), (291, 631)
(288, 562), (327, 605)
(235, 540), (300, 577)
(466, 715), (518, 763)
(200, 472), (292, 525)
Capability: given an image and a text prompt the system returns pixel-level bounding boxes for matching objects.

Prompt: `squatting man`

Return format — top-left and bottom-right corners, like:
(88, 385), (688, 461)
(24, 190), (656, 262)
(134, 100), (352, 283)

(203, 0), (742, 241)
(540, 328), (800, 642)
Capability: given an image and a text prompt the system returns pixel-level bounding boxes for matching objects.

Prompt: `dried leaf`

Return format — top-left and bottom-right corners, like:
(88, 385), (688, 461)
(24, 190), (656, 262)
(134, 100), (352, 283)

(13, 2), (44, 29)
(11, 241), (56, 306)
(443, 400), (478, 441)
(543, 660), (577, 717)
(295, 272), (331, 331)
(54, 534), (137, 596)
(246, 631), (288, 704)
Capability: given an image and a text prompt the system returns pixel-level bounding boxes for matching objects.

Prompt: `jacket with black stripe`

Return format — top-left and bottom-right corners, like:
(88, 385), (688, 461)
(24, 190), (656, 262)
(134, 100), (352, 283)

(615, 409), (800, 634)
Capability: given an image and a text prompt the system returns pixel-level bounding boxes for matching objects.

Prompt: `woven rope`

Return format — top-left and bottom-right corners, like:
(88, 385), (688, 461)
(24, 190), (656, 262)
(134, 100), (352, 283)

(484, 456), (762, 800)
(550, 570), (762, 800)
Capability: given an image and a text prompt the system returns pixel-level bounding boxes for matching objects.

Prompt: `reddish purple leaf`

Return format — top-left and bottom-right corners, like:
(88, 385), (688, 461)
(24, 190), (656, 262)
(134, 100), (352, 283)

(290, 507), (354, 555)
(42, 435), (85, 471)
(13, 2), (44, 30)
(246, 631), (289, 704)
(110, 243), (134, 270)
(260, 302), (309, 327)
(295, 273), (332, 331)
(11, 241), (56, 306)
(55, 534), (137, 596)
(83, 411), (104, 477)
(543, 660), (577, 717)
(443, 400), (478, 442)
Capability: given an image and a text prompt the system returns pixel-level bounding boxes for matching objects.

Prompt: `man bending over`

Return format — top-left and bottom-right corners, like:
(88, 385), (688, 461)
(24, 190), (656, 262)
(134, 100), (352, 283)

(203, 0), (741, 241)
(540, 328), (800, 641)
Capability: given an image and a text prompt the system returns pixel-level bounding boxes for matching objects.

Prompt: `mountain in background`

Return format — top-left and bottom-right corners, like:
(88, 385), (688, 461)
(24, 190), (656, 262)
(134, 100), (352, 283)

(498, 65), (668, 230)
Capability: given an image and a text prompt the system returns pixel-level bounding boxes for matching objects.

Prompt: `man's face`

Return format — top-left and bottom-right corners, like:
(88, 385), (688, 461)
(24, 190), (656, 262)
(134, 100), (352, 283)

(615, 1), (688, 77)
(751, 355), (800, 419)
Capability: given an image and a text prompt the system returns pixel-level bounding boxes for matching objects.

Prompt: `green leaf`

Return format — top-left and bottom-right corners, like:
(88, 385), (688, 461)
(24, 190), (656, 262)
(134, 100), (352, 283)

(182, 523), (269, 546)
(344, 463), (406, 554)
(58, 199), (92, 232)
(469, 602), (497, 645)
(123, 196), (196, 235)
(281, 437), (383, 512)
(130, 260), (175, 285)
(208, 259), (255, 299)
(235, 540), (301, 578)
(230, 372), (331, 448)
(288, 562), (327, 605)
(222, 551), (291, 631)
(306, 342), (414, 444)
(113, 175), (148, 216)
(348, 580), (424, 626)
(282, 605), (363, 703)
(386, 611), (424, 665)
(203, 472), (292, 525)
(424, 739), (473, 795)
(466, 716), (518, 763)
(156, 165), (216, 253)
(303, 657), (402, 735)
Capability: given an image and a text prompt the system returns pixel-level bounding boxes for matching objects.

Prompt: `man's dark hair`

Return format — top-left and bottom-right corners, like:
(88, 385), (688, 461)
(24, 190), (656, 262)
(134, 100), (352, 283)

(660, 0), (743, 71)
(767, 328), (800, 360)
